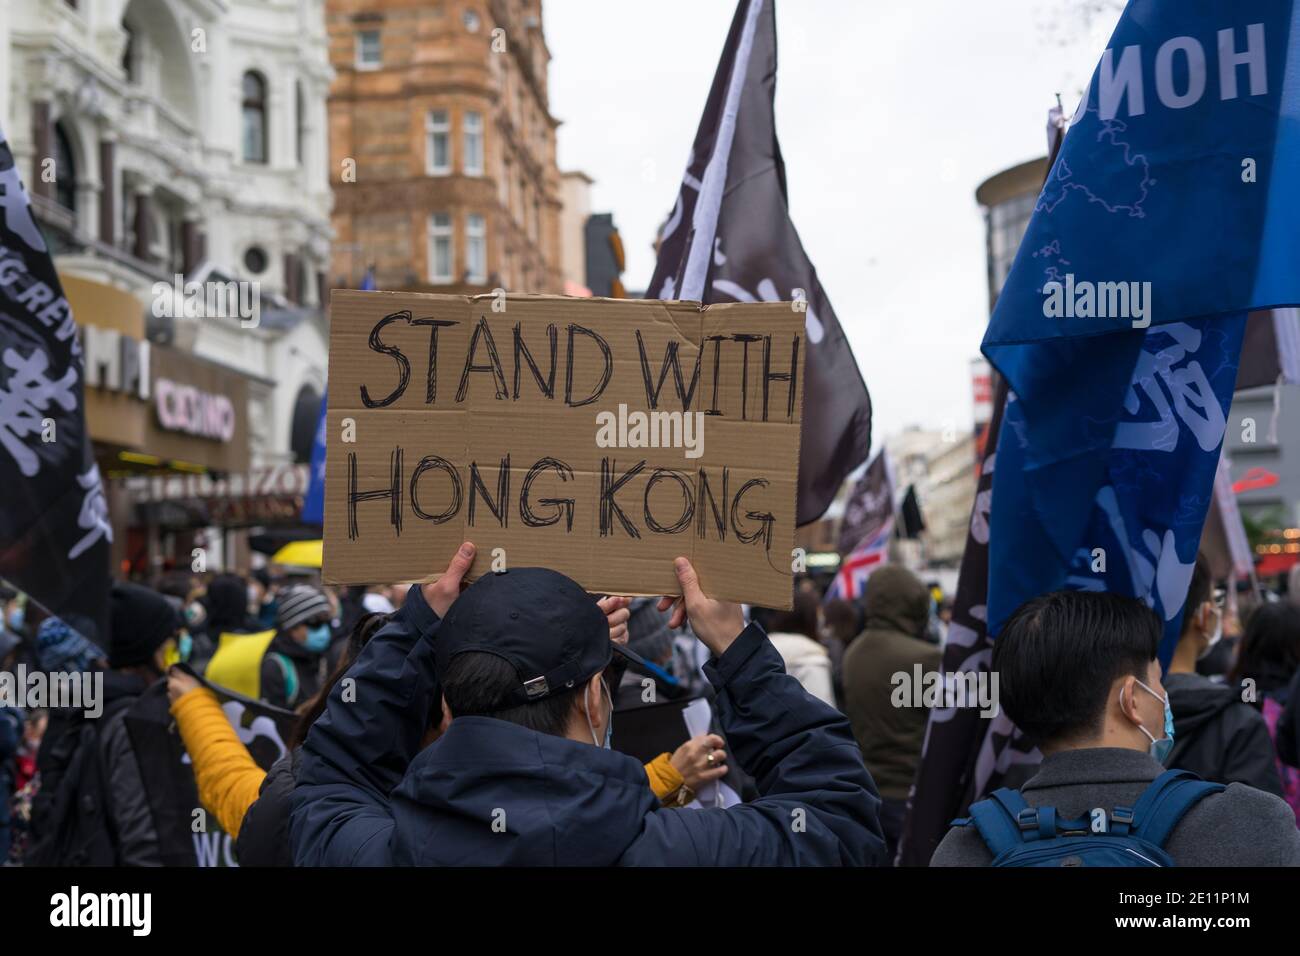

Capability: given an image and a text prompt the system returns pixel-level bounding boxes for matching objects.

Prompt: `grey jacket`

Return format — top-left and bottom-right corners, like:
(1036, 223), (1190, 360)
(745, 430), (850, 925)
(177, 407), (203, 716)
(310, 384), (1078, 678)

(932, 747), (1300, 866)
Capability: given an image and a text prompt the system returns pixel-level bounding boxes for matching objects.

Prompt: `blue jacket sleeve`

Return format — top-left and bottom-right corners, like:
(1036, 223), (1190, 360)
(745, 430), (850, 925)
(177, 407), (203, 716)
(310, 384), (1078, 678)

(619, 624), (887, 866)
(290, 585), (441, 866)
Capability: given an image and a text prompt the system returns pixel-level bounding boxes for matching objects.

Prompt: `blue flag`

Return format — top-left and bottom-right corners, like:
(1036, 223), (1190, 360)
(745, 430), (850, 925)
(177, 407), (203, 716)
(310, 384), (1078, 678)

(982, 2), (1300, 663)
(301, 387), (327, 525)
(302, 268), (372, 524)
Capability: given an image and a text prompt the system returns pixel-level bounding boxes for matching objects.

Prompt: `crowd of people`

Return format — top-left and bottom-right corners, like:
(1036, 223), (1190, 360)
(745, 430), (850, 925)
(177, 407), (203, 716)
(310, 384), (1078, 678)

(1, 546), (1299, 866)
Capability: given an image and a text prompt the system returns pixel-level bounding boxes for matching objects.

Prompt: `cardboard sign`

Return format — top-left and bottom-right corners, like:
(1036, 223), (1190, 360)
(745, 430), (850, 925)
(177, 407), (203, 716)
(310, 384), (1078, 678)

(322, 291), (804, 608)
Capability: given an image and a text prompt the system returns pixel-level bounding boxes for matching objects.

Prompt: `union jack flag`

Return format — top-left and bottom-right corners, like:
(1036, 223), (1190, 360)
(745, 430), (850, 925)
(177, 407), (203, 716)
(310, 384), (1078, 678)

(825, 516), (894, 603)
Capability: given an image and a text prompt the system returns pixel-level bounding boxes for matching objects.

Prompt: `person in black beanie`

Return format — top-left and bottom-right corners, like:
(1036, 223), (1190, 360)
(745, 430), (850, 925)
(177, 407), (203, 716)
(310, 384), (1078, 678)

(27, 582), (179, 865)
(110, 581), (183, 673)
(192, 573), (256, 671)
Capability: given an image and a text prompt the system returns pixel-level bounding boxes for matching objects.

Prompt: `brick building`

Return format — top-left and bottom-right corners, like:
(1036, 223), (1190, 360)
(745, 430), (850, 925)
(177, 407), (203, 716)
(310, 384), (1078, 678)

(327, 0), (562, 294)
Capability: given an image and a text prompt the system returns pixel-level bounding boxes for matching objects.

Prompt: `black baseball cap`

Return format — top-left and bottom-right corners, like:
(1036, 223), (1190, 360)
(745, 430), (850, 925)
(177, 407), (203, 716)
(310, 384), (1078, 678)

(435, 567), (646, 708)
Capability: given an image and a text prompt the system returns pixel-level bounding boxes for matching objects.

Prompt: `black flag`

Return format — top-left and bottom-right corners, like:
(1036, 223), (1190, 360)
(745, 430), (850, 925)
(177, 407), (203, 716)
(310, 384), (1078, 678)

(1235, 308), (1300, 390)
(899, 485), (926, 540)
(836, 450), (893, 558)
(646, 0), (872, 525)
(896, 376), (1040, 865)
(0, 125), (111, 643)
(126, 667), (299, 866)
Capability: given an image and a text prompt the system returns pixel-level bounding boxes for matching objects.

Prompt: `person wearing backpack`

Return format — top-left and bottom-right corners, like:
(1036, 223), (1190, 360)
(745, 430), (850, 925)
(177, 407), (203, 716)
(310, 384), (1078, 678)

(931, 590), (1300, 867)
(25, 584), (180, 866)
(1164, 555), (1283, 795)
(257, 585), (333, 710)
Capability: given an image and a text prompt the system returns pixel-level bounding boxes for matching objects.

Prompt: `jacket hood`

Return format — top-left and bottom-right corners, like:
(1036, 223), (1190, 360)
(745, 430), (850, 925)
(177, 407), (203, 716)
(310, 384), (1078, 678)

(1165, 671), (1240, 738)
(861, 565), (931, 638)
(767, 632), (829, 663)
(388, 715), (659, 865)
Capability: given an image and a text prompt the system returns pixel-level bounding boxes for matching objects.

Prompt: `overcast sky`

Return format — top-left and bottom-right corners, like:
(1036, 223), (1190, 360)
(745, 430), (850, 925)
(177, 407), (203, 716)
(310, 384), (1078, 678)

(543, 0), (1124, 442)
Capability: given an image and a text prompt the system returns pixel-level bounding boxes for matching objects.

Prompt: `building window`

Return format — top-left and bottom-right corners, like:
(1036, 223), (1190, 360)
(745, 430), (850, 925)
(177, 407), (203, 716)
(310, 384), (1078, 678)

(463, 111), (483, 175)
(121, 22), (138, 83)
(466, 214), (486, 283)
(54, 123), (77, 214)
(428, 213), (453, 283)
(463, 9), (481, 32)
(295, 82), (306, 166)
(244, 246), (268, 274)
(356, 30), (381, 70)
(988, 192), (1036, 295)
(242, 71), (268, 163)
(425, 110), (450, 175)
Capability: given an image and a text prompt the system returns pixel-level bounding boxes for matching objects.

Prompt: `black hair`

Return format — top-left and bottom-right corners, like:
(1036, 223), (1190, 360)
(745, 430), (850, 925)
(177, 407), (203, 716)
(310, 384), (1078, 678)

(822, 598), (862, 645)
(993, 590), (1161, 747)
(752, 589), (820, 640)
(1228, 601), (1300, 696)
(205, 573), (250, 632)
(441, 651), (586, 738)
(1179, 552), (1213, 637)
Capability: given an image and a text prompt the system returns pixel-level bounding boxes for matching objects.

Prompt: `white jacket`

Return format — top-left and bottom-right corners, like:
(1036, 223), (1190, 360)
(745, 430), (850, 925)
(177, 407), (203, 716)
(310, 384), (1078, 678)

(766, 632), (836, 707)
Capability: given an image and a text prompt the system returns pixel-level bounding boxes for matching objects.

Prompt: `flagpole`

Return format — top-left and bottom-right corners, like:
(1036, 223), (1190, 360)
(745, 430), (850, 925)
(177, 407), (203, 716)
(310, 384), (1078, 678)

(678, 0), (766, 300)
(0, 575), (100, 647)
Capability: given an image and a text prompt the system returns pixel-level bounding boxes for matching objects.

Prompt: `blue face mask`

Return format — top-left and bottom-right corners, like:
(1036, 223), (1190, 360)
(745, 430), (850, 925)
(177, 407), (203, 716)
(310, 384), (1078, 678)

(7, 606), (24, 631)
(304, 624), (331, 653)
(178, 632), (193, 662)
(1133, 679), (1175, 764)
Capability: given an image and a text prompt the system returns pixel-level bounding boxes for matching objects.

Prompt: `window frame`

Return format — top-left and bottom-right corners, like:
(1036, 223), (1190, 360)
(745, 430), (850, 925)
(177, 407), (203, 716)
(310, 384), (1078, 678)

(463, 110), (484, 176)
(466, 213), (487, 284)
(427, 212), (454, 284)
(241, 70), (268, 164)
(425, 110), (451, 176)
(355, 30), (382, 71)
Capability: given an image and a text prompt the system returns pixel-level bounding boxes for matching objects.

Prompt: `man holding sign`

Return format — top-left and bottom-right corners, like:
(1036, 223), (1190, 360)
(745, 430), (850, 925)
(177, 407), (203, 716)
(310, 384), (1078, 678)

(290, 542), (885, 866)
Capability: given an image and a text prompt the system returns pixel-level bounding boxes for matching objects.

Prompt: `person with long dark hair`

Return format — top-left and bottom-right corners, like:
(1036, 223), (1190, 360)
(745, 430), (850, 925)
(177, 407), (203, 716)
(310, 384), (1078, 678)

(1165, 555), (1282, 795)
(1234, 601), (1300, 822)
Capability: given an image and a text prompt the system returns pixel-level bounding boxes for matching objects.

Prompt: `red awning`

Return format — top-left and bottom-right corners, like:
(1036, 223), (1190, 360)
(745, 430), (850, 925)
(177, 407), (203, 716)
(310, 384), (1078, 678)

(1255, 552), (1300, 577)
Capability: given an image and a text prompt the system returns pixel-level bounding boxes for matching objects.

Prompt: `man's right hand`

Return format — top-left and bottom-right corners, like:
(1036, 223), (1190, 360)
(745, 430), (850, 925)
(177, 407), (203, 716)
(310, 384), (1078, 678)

(657, 557), (745, 658)
(421, 542), (476, 618)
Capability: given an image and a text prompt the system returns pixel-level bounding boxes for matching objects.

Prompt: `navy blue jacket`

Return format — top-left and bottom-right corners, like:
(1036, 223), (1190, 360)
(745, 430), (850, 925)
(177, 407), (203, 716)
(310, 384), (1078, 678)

(290, 586), (885, 866)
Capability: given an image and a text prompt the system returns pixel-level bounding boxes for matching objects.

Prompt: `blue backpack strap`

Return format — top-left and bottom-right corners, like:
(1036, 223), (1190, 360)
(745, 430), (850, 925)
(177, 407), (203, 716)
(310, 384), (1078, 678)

(1131, 769), (1225, 849)
(967, 788), (1031, 856)
(271, 652), (300, 707)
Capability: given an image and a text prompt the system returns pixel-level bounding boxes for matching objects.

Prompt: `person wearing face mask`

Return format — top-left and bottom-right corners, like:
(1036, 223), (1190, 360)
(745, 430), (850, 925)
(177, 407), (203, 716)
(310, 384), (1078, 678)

(258, 584), (333, 710)
(932, 589), (1300, 866)
(1165, 554), (1283, 796)
(291, 543), (886, 866)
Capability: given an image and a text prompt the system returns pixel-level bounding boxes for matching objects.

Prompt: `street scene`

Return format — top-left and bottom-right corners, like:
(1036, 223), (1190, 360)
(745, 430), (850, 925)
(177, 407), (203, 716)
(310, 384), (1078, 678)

(1, 0), (1298, 931)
